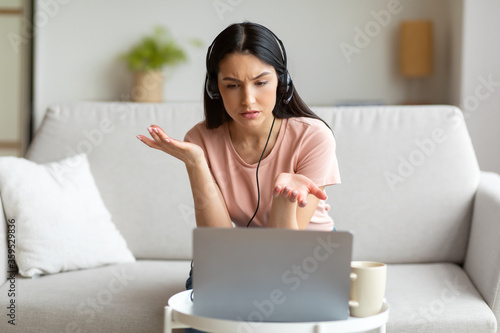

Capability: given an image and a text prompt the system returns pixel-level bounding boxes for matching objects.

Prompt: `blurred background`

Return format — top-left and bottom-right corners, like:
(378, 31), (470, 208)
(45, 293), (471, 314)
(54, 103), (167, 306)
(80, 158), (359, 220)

(1, 0), (499, 174)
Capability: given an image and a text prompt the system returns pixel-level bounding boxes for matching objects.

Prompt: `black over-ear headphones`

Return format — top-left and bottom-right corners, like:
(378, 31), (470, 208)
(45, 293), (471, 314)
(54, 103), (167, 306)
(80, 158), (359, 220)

(205, 46), (221, 100)
(205, 29), (294, 105)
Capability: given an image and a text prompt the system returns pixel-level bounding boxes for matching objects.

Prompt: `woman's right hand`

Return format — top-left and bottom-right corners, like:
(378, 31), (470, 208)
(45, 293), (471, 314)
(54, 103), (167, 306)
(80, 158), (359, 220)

(137, 125), (205, 166)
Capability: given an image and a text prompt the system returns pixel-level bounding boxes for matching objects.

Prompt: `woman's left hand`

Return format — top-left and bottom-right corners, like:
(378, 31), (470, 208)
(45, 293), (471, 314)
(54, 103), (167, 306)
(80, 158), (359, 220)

(273, 173), (327, 208)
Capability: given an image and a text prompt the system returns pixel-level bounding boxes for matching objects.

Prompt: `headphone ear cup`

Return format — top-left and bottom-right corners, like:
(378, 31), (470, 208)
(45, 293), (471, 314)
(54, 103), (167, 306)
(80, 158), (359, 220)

(285, 72), (291, 94)
(278, 72), (289, 93)
(205, 74), (220, 99)
(280, 71), (293, 104)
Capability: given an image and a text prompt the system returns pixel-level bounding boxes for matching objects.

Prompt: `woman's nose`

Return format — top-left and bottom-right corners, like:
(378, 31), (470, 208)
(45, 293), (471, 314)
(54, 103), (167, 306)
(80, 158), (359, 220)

(242, 85), (256, 106)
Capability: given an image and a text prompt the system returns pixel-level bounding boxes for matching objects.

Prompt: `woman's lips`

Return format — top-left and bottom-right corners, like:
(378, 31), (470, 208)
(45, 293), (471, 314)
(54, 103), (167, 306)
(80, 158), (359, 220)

(240, 111), (260, 119)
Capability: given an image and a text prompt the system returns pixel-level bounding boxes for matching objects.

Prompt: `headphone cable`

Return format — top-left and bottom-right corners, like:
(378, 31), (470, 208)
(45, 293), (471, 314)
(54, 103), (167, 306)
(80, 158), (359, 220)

(246, 115), (277, 228)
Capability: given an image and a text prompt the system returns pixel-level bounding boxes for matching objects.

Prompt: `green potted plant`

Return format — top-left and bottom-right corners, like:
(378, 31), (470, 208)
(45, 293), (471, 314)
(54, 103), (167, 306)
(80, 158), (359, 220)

(121, 26), (199, 102)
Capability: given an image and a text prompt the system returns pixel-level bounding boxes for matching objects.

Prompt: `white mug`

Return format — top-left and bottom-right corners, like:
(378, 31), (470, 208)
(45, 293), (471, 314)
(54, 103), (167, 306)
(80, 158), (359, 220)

(349, 261), (387, 317)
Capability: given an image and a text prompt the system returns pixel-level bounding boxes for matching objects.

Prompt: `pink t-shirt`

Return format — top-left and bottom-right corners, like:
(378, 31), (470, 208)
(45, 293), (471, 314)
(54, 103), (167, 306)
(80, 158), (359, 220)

(184, 117), (341, 231)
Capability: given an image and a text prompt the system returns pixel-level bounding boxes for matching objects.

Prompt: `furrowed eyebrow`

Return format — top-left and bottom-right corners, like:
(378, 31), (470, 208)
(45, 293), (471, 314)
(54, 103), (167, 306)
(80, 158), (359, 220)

(222, 71), (271, 82)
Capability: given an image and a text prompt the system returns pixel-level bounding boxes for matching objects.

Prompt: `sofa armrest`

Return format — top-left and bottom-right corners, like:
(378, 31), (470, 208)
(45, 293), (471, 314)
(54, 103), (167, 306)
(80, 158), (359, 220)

(464, 171), (500, 324)
(0, 198), (8, 283)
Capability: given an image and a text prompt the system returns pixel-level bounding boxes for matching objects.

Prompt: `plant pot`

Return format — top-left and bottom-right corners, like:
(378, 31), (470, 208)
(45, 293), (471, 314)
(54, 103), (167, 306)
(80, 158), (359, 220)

(131, 70), (164, 102)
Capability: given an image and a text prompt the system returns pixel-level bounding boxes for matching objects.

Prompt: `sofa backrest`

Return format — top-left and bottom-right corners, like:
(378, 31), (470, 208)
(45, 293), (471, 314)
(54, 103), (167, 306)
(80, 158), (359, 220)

(26, 102), (203, 260)
(25, 103), (479, 263)
(312, 105), (479, 264)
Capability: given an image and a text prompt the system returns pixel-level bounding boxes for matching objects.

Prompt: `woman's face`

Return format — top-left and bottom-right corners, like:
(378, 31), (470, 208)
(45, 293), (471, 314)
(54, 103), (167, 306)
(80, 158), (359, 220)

(217, 52), (279, 131)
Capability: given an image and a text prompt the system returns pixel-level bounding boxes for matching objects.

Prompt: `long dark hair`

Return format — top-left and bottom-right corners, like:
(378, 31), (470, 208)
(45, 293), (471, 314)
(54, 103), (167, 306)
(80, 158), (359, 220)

(203, 22), (327, 130)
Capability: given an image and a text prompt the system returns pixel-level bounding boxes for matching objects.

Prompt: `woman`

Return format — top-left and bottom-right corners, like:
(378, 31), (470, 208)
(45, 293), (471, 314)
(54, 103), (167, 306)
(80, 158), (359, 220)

(137, 20), (340, 333)
(137, 21), (340, 232)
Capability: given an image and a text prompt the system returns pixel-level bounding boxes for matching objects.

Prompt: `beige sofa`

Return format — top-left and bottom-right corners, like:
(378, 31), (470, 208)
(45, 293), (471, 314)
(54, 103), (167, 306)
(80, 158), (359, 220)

(0, 102), (499, 332)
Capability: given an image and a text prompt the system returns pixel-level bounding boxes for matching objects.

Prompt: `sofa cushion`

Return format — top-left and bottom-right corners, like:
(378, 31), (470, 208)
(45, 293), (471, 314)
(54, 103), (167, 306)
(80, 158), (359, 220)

(0, 260), (191, 333)
(385, 263), (496, 333)
(313, 106), (480, 264)
(0, 154), (135, 277)
(0, 261), (494, 333)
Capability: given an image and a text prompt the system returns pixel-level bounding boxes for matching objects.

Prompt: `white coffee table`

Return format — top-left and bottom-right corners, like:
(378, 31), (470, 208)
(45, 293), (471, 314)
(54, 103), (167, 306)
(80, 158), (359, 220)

(164, 290), (389, 333)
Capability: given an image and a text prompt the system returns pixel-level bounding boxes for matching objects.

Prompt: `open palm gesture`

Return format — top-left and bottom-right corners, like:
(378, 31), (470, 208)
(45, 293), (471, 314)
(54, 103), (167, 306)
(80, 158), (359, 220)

(137, 125), (204, 165)
(273, 173), (327, 208)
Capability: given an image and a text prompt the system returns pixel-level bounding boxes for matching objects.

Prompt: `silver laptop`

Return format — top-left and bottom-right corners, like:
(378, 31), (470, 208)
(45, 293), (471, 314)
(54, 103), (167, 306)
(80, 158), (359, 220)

(192, 228), (353, 322)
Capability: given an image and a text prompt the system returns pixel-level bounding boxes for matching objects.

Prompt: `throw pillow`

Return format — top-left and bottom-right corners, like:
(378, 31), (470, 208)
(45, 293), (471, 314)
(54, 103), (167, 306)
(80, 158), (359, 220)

(0, 154), (135, 277)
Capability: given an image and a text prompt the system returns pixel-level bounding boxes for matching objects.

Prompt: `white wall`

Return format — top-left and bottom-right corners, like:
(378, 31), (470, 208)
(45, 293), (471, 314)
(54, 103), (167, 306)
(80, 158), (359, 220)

(448, 0), (464, 106)
(460, 0), (500, 173)
(34, 0), (455, 129)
